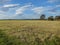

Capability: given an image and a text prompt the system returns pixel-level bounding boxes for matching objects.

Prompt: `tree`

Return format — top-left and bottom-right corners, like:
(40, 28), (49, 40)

(40, 14), (45, 20)
(48, 16), (54, 21)
(55, 16), (60, 20)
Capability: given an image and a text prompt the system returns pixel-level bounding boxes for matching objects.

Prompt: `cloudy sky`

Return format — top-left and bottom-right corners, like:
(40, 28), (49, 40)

(0, 0), (60, 19)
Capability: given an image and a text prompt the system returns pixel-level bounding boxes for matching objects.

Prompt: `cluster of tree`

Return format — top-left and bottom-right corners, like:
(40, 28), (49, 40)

(40, 14), (60, 21)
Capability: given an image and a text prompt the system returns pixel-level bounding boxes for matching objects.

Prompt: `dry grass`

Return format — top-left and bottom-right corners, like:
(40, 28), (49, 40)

(0, 20), (60, 36)
(0, 20), (60, 45)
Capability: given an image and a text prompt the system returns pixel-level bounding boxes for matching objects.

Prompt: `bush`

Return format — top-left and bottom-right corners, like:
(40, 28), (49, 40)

(48, 16), (54, 21)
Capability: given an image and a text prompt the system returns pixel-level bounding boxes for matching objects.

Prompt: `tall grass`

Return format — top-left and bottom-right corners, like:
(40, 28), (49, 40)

(0, 20), (60, 45)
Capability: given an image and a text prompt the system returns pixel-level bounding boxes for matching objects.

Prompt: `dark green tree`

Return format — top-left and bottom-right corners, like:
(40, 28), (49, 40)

(40, 14), (45, 20)
(55, 16), (60, 20)
(48, 16), (54, 21)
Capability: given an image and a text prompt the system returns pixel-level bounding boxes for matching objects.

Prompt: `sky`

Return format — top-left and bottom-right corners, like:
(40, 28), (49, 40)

(0, 0), (60, 19)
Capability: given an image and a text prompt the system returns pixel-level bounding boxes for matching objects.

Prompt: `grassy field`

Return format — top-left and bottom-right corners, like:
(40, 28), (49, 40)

(0, 20), (60, 45)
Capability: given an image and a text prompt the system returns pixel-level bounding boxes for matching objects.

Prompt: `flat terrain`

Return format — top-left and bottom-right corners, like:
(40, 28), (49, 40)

(0, 20), (60, 45)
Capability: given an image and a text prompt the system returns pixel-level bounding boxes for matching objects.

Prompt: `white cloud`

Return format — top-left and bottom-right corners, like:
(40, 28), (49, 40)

(0, 4), (20, 12)
(0, 4), (33, 19)
(32, 6), (53, 14)
(0, 11), (5, 19)
(32, 7), (45, 14)
(3, 4), (20, 8)
(0, 11), (14, 19)
(32, 6), (60, 16)
(32, 5), (60, 14)
(15, 4), (32, 15)
(56, 5), (60, 7)
(0, 10), (5, 13)
(48, 0), (60, 3)
(48, 10), (60, 15)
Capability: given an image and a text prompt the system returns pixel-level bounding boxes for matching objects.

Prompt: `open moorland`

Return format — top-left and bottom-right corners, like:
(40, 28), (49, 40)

(0, 20), (60, 45)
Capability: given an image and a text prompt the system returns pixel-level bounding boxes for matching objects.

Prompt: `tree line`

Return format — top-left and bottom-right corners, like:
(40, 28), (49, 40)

(40, 14), (60, 21)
